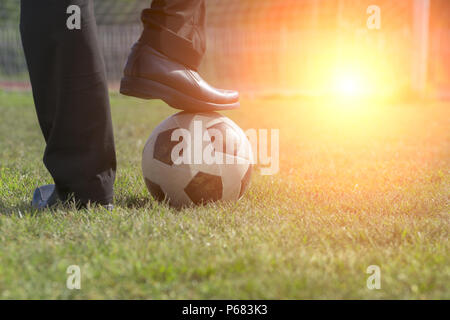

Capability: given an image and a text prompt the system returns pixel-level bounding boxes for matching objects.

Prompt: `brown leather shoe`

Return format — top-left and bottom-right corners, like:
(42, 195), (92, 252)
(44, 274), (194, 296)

(120, 43), (239, 112)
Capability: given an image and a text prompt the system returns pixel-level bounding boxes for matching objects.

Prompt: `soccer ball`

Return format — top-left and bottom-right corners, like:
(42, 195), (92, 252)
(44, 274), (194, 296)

(142, 112), (253, 207)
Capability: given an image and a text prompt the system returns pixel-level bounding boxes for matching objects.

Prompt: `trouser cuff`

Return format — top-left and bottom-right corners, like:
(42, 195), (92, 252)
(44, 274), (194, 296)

(55, 169), (115, 206)
(138, 18), (203, 71)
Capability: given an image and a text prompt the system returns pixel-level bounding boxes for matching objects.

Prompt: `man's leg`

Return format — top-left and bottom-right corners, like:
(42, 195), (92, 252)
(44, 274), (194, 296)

(141, 0), (206, 71)
(120, 0), (240, 112)
(20, 0), (116, 207)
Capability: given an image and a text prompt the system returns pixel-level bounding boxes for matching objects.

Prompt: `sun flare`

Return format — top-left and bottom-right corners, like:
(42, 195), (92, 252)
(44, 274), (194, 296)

(334, 72), (366, 97)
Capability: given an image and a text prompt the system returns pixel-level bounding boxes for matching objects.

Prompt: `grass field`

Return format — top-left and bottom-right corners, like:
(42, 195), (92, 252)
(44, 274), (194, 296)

(0, 89), (448, 299)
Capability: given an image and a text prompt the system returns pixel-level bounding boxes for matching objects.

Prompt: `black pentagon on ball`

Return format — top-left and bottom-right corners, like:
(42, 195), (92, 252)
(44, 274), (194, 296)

(239, 165), (253, 198)
(207, 122), (241, 157)
(144, 178), (165, 202)
(184, 172), (223, 205)
(153, 128), (182, 166)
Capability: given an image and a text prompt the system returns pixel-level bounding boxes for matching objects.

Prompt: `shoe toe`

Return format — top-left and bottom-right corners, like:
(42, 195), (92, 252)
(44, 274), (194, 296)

(219, 89), (239, 102)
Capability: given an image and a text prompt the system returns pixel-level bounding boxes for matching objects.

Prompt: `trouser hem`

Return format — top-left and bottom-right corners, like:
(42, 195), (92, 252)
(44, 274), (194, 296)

(138, 20), (203, 70)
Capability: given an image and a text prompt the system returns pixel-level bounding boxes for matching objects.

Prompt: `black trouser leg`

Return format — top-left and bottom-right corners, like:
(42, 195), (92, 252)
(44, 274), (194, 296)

(20, 0), (116, 205)
(140, 0), (206, 70)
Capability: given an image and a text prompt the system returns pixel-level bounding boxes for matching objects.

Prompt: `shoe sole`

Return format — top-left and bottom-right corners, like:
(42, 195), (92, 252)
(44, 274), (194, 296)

(120, 76), (240, 112)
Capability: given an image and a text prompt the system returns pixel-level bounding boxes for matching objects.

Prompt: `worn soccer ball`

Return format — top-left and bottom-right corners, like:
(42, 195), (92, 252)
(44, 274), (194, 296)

(142, 112), (253, 207)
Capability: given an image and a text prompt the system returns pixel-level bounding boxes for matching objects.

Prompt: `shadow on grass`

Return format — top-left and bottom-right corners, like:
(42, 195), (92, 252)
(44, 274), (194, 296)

(0, 197), (166, 215)
(0, 200), (36, 216)
(118, 194), (153, 209)
(0, 198), (104, 216)
(118, 194), (186, 212)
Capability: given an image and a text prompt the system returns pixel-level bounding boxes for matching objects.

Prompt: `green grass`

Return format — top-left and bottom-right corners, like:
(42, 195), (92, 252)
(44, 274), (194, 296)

(0, 89), (448, 299)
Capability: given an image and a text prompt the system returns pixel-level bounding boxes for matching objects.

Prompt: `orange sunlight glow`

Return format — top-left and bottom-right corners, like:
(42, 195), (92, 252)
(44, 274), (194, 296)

(281, 32), (404, 102)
